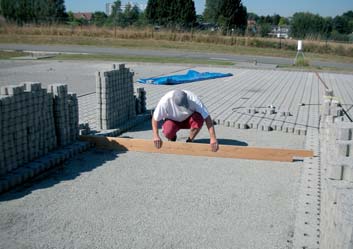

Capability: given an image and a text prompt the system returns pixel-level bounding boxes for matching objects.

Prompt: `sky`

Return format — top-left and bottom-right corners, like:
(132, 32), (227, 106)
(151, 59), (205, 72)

(65, 0), (353, 17)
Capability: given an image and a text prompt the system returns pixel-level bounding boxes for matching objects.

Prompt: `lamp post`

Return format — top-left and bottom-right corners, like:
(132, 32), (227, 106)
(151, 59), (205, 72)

(277, 26), (282, 49)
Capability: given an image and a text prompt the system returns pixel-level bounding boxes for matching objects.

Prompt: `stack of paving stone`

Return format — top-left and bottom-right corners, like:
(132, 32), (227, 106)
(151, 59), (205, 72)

(48, 84), (79, 146)
(0, 82), (57, 175)
(0, 82), (88, 194)
(319, 90), (353, 249)
(79, 123), (91, 136)
(135, 87), (147, 114)
(96, 64), (136, 130)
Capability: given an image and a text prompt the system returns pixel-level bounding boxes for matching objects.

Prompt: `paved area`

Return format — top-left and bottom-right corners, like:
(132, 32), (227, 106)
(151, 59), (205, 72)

(0, 123), (304, 249)
(1, 59), (351, 248)
(2, 60), (353, 134)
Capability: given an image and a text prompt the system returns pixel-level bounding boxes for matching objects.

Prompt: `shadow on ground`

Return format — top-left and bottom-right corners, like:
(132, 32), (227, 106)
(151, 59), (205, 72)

(194, 138), (248, 146)
(0, 149), (124, 202)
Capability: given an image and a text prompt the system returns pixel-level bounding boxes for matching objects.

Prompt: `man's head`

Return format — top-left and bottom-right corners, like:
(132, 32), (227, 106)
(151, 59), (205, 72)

(173, 90), (189, 109)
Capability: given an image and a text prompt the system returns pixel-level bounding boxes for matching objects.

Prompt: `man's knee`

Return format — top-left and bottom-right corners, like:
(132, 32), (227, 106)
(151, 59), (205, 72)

(190, 112), (204, 129)
(162, 120), (179, 139)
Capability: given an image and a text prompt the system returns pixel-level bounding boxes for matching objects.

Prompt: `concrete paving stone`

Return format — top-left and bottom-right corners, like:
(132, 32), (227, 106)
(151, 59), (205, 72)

(15, 167), (34, 181)
(342, 165), (353, 182)
(0, 124), (303, 249)
(3, 61), (353, 247)
(4, 173), (23, 188)
(0, 179), (9, 193)
(327, 164), (343, 180)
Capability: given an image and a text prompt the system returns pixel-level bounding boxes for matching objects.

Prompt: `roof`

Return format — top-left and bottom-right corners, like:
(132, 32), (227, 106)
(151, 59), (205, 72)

(73, 12), (93, 21)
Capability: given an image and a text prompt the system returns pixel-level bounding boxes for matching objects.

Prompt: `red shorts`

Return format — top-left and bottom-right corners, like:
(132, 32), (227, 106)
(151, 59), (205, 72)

(162, 112), (204, 140)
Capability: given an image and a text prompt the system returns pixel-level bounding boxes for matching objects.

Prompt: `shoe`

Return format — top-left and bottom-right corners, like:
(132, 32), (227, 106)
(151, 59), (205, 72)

(169, 135), (177, 141)
(186, 137), (192, 142)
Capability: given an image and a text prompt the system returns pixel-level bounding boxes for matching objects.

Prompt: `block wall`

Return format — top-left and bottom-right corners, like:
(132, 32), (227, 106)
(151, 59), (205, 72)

(96, 64), (140, 130)
(135, 87), (147, 115)
(319, 90), (353, 249)
(0, 82), (79, 176)
(48, 84), (79, 146)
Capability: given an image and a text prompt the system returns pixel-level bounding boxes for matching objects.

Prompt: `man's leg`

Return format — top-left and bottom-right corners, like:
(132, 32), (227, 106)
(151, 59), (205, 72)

(162, 119), (180, 141)
(187, 112), (204, 142)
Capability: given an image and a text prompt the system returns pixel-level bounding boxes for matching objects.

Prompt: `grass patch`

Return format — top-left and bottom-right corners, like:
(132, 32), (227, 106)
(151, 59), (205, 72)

(293, 54), (310, 67)
(0, 50), (29, 59)
(50, 53), (235, 66)
(1, 33), (352, 64)
(278, 63), (351, 73)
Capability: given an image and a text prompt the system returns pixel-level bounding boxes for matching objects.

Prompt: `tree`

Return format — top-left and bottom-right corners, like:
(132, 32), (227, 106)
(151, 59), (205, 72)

(278, 17), (287, 26)
(204, 0), (221, 23)
(121, 3), (140, 26)
(108, 0), (122, 26)
(247, 12), (259, 21)
(145, 0), (196, 28)
(258, 22), (271, 37)
(290, 12), (328, 39)
(92, 11), (107, 27)
(145, 0), (158, 24)
(204, 0), (247, 32)
(333, 11), (353, 34)
(179, 0), (196, 28)
(272, 14), (280, 26)
(1, 0), (67, 24)
(218, 0), (247, 33)
(156, 0), (171, 26)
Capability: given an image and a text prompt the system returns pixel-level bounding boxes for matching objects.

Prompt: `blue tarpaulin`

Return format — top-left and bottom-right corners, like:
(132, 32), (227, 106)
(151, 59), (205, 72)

(137, 70), (233, 85)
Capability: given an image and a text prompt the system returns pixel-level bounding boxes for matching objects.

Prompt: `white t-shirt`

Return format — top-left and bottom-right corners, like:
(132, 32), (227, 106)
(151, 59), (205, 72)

(153, 90), (209, 122)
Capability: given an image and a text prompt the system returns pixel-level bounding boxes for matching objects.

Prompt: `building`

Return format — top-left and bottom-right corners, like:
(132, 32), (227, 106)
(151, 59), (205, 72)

(269, 25), (290, 39)
(106, 3), (114, 16)
(73, 12), (93, 22)
(106, 1), (146, 15)
(247, 20), (257, 34)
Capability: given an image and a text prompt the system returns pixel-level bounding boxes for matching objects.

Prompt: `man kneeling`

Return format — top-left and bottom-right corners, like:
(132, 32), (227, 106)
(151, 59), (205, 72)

(152, 89), (218, 152)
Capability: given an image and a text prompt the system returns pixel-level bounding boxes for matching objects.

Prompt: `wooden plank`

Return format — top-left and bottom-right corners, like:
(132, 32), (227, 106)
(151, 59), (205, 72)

(80, 136), (314, 162)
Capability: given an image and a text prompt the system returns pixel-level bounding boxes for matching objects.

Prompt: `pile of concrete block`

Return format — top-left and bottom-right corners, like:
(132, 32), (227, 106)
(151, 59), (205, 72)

(96, 64), (136, 130)
(0, 82), (57, 175)
(0, 82), (80, 178)
(321, 89), (343, 124)
(319, 90), (353, 249)
(48, 84), (79, 146)
(135, 87), (147, 114)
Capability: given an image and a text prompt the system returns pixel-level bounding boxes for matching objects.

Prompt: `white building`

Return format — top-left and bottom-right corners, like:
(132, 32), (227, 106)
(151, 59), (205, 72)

(269, 26), (290, 39)
(106, 1), (146, 15)
(106, 3), (113, 16)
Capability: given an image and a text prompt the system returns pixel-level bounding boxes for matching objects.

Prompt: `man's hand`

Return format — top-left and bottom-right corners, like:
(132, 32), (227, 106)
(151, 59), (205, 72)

(153, 135), (162, 149)
(210, 138), (219, 152)
(152, 118), (162, 149)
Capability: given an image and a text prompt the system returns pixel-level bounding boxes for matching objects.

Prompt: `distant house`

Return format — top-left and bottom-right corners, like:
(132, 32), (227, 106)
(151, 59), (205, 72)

(269, 25), (290, 39)
(196, 23), (219, 31)
(106, 1), (146, 15)
(247, 20), (257, 33)
(73, 12), (93, 22)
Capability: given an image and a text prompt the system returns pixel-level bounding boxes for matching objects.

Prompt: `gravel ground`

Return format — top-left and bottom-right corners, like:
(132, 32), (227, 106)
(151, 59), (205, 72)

(0, 124), (304, 249)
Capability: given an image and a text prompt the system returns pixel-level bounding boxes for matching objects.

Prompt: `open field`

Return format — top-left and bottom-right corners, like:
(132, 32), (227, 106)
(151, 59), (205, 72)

(1, 24), (352, 64)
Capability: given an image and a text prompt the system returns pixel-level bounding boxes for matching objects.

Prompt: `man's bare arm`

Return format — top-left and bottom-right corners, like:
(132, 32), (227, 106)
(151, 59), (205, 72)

(152, 118), (162, 149)
(205, 116), (219, 152)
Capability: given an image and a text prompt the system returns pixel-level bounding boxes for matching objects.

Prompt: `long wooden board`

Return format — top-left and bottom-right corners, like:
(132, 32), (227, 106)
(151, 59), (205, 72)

(80, 136), (314, 162)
